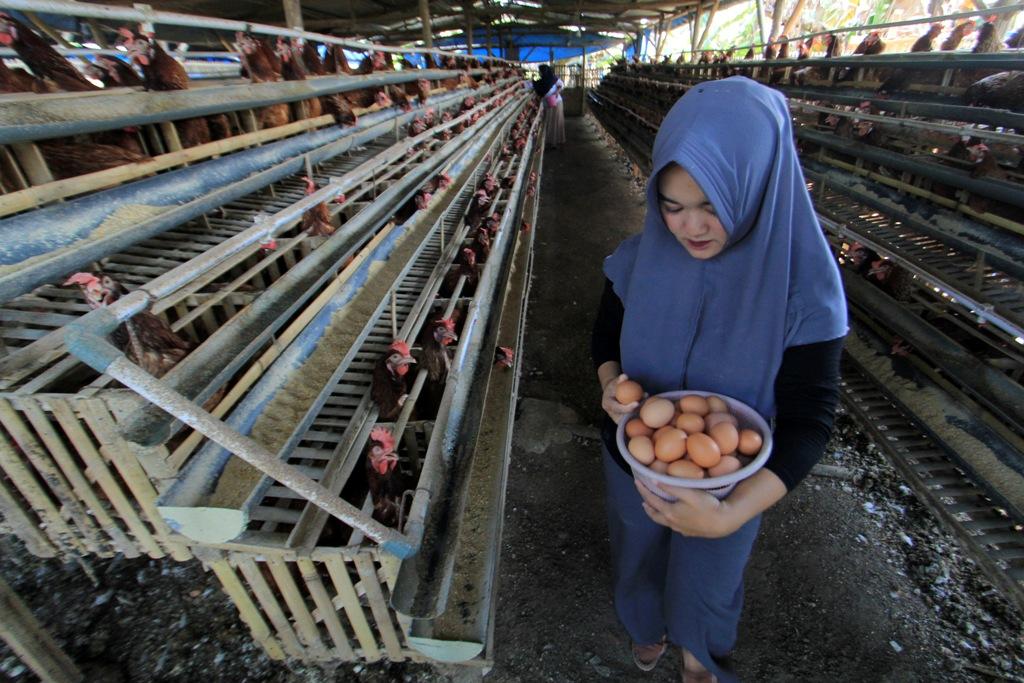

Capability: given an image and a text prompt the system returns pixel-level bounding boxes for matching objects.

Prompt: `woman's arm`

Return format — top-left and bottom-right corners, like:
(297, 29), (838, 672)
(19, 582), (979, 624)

(637, 337), (844, 537)
(593, 279), (637, 422)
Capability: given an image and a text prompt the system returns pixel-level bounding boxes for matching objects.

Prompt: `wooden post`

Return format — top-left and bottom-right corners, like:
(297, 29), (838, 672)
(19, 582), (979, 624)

(581, 44), (587, 92)
(486, 22), (493, 56)
(465, 5), (474, 55)
(418, 0), (433, 48)
(755, 0), (766, 44)
(283, 0), (304, 30)
(0, 576), (82, 683)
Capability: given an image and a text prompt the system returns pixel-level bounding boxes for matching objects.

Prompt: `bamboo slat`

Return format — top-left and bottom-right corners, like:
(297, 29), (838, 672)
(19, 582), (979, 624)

(296, 557), (356, 660)
(0, 115), (333, 217)
(323, 555), (381, 661)
(18, 401), (135, 556)
(0, 575), (82, 683)
(0, 474), (56, 558)
(266, 557), (329, 659)
(75, 399), (191, 561)
(0, 400), (101, 554)
(234, 556), (305, 659)
(9, 143), (53, 186)
(353, 554), (404, 661)
(47, 399), (152, 559)
(208, 558), (286, 661)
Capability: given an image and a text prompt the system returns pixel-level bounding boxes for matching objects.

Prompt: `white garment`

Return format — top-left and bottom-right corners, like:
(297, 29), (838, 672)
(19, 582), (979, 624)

(543, 78), (564, 107)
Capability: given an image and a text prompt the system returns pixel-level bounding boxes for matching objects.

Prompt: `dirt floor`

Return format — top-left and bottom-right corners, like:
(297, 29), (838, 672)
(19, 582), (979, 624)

(2, 114), (1023, 683)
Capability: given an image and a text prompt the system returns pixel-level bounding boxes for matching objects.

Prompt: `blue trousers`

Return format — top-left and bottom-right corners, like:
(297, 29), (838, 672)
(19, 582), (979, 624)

(603, 448), (761, 682)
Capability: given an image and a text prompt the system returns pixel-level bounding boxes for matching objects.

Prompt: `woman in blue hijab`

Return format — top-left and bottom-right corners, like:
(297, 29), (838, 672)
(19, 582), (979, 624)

(591, 77), (847, 681)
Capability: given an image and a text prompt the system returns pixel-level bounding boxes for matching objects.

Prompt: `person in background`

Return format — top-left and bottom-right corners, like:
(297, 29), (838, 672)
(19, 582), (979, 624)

(531, 64), (566, 150)
(591, 77), (847, 682)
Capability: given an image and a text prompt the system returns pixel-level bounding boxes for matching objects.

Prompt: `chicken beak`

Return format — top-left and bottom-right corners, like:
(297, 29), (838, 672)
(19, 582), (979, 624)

(442, 330), (458, 345)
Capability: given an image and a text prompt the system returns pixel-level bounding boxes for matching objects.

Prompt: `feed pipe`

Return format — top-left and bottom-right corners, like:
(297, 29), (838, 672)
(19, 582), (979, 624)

(0, 48), (238, 58)
(0, 70), (500, 144)
(148, 106), (518, 551)
(796, 127), (1024, 210)
(392, 106), (540, 618)
(671, 52), (1024, 71)
(118, 87), (519, 445)
(0, 0), (515, 63)
(842, 271), (1024, 436)
(803, 161), (1024, 282)
(666, 3), (1024, 59)
(0, 87), (479, 304)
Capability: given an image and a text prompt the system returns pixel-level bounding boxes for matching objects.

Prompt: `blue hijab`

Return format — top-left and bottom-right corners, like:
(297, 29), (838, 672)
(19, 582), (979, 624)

(604, 77), (847, 418)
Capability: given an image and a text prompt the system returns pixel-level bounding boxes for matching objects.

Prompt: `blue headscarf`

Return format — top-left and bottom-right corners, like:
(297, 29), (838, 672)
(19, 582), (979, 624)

(604, 77), (847, 418)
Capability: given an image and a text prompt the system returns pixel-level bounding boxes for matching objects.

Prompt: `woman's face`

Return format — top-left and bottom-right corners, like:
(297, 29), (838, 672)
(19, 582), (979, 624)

(657, 164), (728, 260)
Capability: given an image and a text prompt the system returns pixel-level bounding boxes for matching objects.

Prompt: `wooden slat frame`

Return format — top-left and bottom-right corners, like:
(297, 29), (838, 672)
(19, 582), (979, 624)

(0, 400), (102, 554)
(353, 554), (404, 661)
(296, 557), (356, 660)
(75, 398), (191, 561)
(0, 474), (57, 558)
(47, 398), (154, 559)
(209, 558), (286, 661)
(323, 555), (382, 661)
(19, 400), (136, 557)
(234, 556), (305, 659)
(266, 557), (330, 659)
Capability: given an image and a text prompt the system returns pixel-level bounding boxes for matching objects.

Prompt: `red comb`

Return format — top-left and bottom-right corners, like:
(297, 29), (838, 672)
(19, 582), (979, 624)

(389, 339), (412, 356)
(64, 272), (99, 286)
(370, 426), (395, 449)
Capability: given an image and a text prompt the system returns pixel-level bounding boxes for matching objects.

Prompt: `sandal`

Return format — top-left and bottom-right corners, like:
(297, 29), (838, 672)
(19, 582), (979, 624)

(680, 648), (718, 683)
(631, 636), (668, 672)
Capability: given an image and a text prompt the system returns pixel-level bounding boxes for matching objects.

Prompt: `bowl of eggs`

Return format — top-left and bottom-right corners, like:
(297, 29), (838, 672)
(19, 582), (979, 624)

(614, 382), (773, 501)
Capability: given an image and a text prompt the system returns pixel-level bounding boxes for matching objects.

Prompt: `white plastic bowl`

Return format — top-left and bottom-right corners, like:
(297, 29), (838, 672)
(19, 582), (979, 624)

(615, 390), (773, 501)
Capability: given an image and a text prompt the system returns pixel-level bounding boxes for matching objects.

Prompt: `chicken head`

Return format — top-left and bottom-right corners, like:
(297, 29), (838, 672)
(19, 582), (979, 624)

(432, 318), (458, 346)
(387, 340), (416, 377)
(0, 14), (18, 46)
(368, 426), (398, 475)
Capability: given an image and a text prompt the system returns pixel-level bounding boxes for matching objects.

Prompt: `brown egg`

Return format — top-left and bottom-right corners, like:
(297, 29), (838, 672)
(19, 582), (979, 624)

(706, 395), (729, 414)
(652, 425), (675, 442)
(628, 436), (655, 465)
(708, 455), (742, 478)
(678, 395), (710, 416)
(625, 418), (654, 439)
(708, 422), (739, 455)
(704, 412), (739, 431)
(674, 412), (705, 434)
(615, 379), (643, 405)
(667, 459), (705, 479)
(686, 432), (721, 468)
(654, 428), (687, 462)
(639, 397), (675, 429)
(738, 429), (763, 456)
(650, 459), (669, 474)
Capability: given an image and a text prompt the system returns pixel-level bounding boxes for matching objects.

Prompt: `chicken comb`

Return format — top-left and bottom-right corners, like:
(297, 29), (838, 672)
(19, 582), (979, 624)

(389, 339), (412, 356)
(435, 318), (456, 332)
(64, 272), (100, 287)
(117, 27), (135, 44)
(370, 426), (396, 450)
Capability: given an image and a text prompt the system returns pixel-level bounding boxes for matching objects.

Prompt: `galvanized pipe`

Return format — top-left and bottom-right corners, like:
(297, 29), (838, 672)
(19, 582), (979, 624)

(0, 88), (475, 303)
(0, 47), (239, 58)
(0, 0), (513, 62)
(0, 71), (500, 144)
(797, 127), (1024, 210)
(392, 104), (541, 618)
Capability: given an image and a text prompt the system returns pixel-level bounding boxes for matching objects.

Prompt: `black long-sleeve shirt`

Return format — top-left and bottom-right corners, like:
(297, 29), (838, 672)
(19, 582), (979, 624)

(592, 279), (843, 491)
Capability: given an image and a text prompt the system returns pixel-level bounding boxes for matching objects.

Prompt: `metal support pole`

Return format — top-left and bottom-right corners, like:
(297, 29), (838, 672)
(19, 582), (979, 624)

(465, 5), (473, 55)
(283, 0), (303, 30)
(755, 0), (766, 44)
(419, 0), (433, 48)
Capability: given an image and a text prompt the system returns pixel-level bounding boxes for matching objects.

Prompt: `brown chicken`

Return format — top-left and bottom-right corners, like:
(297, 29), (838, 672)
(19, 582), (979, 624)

(300, 176), (336, 238)
(964, 71), (1024, 111)
(276, 37), (322, 119)
(371, 340), (416, 421)
(302, 40), (326, 75)
(494, 346), (515, 369)
(64, 272), (192, 378)
(441, 247), (478, 298)
(464, 189), (493, 229)
(87, 55), (144, 88)
(38, 140), (150, 179)
(471, 227), (491, 263)
(417, 317), (458, 417)
(940, 22), (974, 51)
(119, 29), (213, 148)
(911, 24), (943, 53)
(365, 426), (407, 528)
(972, 18), (1001, 54)
(235, 32), (291, 130)
(0, 13), (97, 91)
(877, 25), (943, 94)
(0, 56), (50, 93)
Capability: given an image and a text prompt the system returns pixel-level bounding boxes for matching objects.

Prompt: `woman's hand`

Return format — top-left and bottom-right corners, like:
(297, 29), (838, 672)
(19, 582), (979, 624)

(601, 372), (640, 424)
(635, 482), (741, 538)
